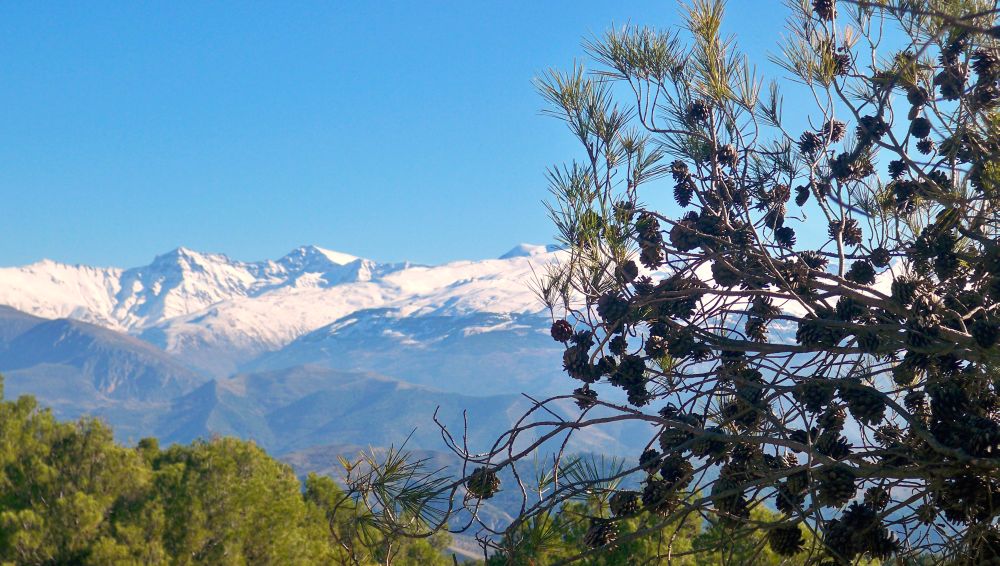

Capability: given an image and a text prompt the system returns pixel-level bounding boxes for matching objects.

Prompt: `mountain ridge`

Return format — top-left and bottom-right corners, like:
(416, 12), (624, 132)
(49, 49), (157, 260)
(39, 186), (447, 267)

(0, 244), (562, 377)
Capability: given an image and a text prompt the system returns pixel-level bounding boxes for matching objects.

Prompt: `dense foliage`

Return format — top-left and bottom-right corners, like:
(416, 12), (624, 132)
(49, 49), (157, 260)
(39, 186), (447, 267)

(439, 0), (1000, 563)
(0, 383), (452, 566)
(487, 490), (853, 565)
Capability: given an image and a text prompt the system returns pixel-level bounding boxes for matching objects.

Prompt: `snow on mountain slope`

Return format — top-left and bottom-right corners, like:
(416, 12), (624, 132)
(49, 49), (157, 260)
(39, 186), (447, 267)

(248, 309), (565, 395)
(0, 260), (123, 328)
(145, 249), (558, 375)
(499, 243), (561, 259)
(0, 244), (563, 376)
(111, 248), (263, 329)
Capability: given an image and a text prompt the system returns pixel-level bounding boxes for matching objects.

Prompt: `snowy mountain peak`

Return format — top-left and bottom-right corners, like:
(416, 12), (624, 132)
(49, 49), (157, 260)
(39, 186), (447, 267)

(311, 246), (360, 266)
(499, 243), (560, 259)
(0, 244), (561, 376)
(277, 245), (361, 272)
(150, 246), (235, 270)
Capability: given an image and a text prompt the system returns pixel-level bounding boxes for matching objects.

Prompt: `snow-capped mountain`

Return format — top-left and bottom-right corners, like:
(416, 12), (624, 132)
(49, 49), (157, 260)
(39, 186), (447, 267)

(0, 244), (661, 464)
(0, 245), (562, 377)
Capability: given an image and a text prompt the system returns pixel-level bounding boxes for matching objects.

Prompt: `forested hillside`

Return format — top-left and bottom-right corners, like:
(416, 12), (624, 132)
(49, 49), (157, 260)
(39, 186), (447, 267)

(0, 380), (452, 565)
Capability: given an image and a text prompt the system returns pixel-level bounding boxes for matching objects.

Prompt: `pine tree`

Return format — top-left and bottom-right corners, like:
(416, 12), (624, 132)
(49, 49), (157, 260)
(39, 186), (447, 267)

(448, 1), (1000, 563)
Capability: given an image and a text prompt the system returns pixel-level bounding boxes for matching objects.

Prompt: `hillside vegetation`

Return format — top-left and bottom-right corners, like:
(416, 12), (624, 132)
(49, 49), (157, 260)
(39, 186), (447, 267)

(0, 381), (451, 566)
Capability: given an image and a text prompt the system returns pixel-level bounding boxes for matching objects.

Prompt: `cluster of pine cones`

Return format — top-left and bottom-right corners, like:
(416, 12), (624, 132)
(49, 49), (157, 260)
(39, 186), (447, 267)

(547, 8), (1000, 562)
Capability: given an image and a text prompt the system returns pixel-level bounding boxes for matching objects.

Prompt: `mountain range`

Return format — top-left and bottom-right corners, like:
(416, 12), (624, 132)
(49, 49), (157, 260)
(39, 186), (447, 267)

(0, 244), (647, 461)
(0, 244), (561, 377)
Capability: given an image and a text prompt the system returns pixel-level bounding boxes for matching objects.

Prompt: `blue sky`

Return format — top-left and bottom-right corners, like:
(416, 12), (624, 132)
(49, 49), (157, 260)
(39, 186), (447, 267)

(0, 1), (791, 267)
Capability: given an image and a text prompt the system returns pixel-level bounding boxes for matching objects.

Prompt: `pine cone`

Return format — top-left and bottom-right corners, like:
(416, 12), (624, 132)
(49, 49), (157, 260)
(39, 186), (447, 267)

(563, 345), (595, 382)
(571, 330), (594, 347)
(775, 226), (796, 247)
(583, 518), (618, 548)
(972, 49), (1000, 82)
(823, 519), (859, 562)
(768, 524), (805, 556)
(846, 260), (876, 285)
(794, 185), (810, 206)
(934, 64), (968, 101)
(796, 317), (834, 347)
(690, 427), (728, 460)
(596, 292), (629, 323)
(466, 467), (501, 499)
(874, 425), (902, 447)
(659, 425), (693, 453)
(616, 260), (639, 283)
(673, 178), (694, 207)
(659, 455), (694, 490)
(669, 221), (700, 252)
(669, 160), (689, 179)
(639, 448), (662, 474)
(609, 490), (641, 517)
(572, 386), (598, 409)
(635, 213), (662, 248)
(812, 0), (836, 20)
(974, 82), (1000, 110)
(642, 478), (677, 516)
(840, 380), (886, 425)
(833, 51), (851, 76)
(864, 486), (890, 510)
(640, 246), (664, 269)
(905, 319), (939, 348)
(929, 382), (970, 420)
(888, 159), (906, 180)
(816, 464), (856, 507)
(818, 405), (847, 432)
(830, 152), (864, 180)
(823, 119), (847, 142)
(609, 335), (628, 356)
(816, 431), (852, 459)
(798, 131), (823, 155)
(835, 296), (865, 321)
(711, 260), (742, 287)
(916, 138), (936, 154)
(829, 218), (863, 246)
(686, 100), (710, 122)
(711, 478), (749, 524)
(907, 86), (930, 107)
(793, 379), (835, 413)
(716, 144), (738, 166)
(891, 276), (918, 305)
(776, 483), (806, 514)
(799, 250), (829, 270)
(870, 246), (892, 267)
(550, 319), (573, 342)
(857, 115), (888, 143)
(916, 502), (937, 524)
(910, 116), (932, 138)
(904, 391), (928, 418)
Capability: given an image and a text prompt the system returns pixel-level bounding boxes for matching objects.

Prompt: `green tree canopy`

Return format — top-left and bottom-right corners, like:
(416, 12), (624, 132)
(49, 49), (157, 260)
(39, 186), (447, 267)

(0, 384), (453, 566)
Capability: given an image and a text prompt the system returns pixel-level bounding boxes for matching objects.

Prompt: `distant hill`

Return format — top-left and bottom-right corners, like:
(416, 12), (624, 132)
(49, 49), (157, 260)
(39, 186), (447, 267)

(0, 306), (206, 401)
(154, 365), (639, 457)
(0, 306), (207, 439)
(0, 309), (644, 457)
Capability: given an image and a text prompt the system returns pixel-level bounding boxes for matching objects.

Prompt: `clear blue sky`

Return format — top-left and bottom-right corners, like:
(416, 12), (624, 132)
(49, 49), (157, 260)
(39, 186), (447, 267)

(0, 1), (790, 267)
